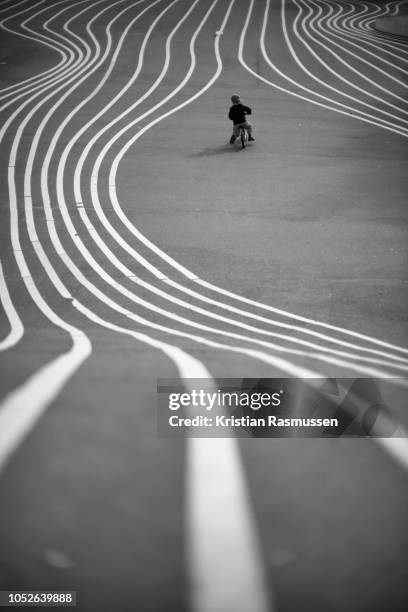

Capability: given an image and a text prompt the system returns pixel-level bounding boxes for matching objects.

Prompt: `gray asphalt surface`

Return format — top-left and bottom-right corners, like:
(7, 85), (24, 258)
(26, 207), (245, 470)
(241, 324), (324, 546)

(0, 1), (407, 611)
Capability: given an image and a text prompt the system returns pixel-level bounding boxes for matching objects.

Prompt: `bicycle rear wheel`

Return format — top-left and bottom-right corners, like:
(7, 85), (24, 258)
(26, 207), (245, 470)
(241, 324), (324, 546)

(240, 127), (247, 148)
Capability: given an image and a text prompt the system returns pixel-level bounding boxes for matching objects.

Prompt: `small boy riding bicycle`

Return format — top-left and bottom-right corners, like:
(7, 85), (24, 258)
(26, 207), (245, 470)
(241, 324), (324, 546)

(228, 94), (255, 144)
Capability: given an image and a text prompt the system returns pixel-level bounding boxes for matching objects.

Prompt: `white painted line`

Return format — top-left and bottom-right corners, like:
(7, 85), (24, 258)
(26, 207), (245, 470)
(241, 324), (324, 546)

(71, 301), (274, 612)
(30, 3), (402, 376)
(0, 0), (84, 111)
(0, 259), (24, 350)
(9, 3), (275, 612)
(0, 335), (90, 472)
(316, 0), (408, 78)
(239, 0), (408, 138)
(39, 0), (407, 382)
(194, 278), (408, 356)
(377, 436), (408, 472)
(186, 436), (272, 612)
(1, 0), (93, 475)
(164, 279), (408, 365)
(288, 0), (408, 113)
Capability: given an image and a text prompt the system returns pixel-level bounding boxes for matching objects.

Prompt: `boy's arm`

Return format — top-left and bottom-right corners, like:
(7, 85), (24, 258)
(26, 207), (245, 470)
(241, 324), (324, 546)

(243, 105), (252, 115)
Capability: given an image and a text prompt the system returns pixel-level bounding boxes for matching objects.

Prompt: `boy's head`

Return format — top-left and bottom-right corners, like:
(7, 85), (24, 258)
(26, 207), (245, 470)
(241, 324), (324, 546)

(231, 94), (241, 104)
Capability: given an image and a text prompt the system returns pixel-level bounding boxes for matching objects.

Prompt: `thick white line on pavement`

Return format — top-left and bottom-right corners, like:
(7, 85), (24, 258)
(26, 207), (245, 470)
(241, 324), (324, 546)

(71, 301), (274, 612)
(40, 0), (404, 377)
(98, 0), (408, 475)
(6, 4), (274, 612)
(0, 331), (90, 472)
(28, 1), (275, 609)
(186, 435), (273, 612)
(377, 436), (408, 473)
(35, 0), (407, 376)
(95, 0), (220, 280)
(8, 0), (408, 378)
(92, 0), (408, 363)
(0, 0), (92, 475)
(0, 259), (24, 351)
(38, 0), (398, 378)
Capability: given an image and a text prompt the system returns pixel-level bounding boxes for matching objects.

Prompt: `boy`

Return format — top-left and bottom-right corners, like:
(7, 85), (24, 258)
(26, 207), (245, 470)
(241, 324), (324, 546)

(228, 94), (255, 144)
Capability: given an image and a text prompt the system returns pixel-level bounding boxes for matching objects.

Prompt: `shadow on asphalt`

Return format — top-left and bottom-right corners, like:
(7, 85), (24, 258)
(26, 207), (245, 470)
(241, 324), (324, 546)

(186, 145), (245, 157)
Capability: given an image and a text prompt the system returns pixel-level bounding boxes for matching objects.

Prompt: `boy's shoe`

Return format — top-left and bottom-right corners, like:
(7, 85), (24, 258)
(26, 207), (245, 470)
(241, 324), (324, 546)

(229, 136), (236, 144)
(248, 136), (255, 141)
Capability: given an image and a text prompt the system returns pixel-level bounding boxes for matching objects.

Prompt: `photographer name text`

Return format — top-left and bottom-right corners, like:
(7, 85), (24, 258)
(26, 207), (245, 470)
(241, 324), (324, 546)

(168, 415), (339, 428)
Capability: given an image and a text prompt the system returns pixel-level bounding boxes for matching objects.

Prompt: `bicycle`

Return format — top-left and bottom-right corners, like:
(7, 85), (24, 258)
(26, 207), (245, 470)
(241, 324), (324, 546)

(239, 124), (249, 149)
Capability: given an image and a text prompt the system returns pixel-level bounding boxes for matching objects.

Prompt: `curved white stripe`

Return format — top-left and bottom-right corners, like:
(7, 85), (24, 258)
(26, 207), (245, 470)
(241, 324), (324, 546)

(242, 0), (407, 137)
(292, 0), (408, 111)
(0, 0), (94, 474)
(6, 5), (273, 611)
(186, 436), (272, 612)
(0, 4), (92, 137)
(57, 0), (405, 369)
(284, 0), (407, 125)
(36, 1), (365, 375)
(44, 9), (399, 372)
(5, 0), (404, 412)
(3, 0), (408, 486)
(56, 0), (404, 368)
(0, 259), (24, 351)
(323, 0), (408, 70)
(0, 0), (29, 12)
(347, 2), (408, 54)
(26, 0), (403, 372)
(0, 330), (90, 472)
(0, 0), (78, 100)
(92, 0), (407, 368)
(163, 280), (408, 364)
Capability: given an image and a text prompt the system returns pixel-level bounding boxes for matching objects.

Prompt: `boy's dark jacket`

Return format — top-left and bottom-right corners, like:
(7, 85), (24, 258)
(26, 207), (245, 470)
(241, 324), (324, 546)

(228, 103), (252, 125)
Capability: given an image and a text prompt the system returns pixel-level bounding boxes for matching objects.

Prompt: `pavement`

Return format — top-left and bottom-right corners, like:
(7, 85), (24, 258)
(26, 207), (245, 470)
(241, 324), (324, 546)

(0, 1), (407, 611)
